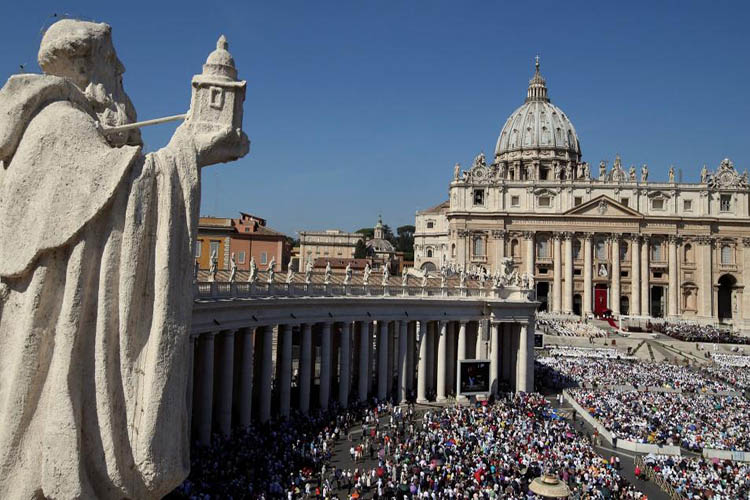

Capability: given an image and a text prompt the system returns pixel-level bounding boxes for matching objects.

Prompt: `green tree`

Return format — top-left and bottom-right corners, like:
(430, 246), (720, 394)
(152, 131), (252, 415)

(354, 239), (368, 259)
(355, 227), (374, 240)
(396, 225), (415, 261)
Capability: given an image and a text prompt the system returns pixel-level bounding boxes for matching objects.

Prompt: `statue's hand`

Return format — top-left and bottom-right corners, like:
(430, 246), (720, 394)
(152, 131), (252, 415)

(170, 123), (250, 168)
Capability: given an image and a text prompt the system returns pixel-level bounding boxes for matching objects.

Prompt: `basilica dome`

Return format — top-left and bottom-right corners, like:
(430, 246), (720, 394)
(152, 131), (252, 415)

(494, 60), (581, 162)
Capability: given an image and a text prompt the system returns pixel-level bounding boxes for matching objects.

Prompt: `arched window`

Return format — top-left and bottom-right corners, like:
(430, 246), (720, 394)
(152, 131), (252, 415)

(473, 236), (485, 257)
(683, 244), (693, 264)
(721, 244), (732, 265)
(595, 238), (606, 260)
(426, 248), (433, 258)
(651, 240), (663, 261)
(451, 243), (456, 258)
(511, 239), (519, 258)
(620, 241), (628, 261)
(573, 239), (582, 260)
(537, 236), (550, 259)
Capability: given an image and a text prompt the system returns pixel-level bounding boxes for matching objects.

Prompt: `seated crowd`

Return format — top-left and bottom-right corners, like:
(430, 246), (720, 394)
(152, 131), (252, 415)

(642, 454), (750, 499)
(537, 318), (608, 338)
(650, 321), (750, 345)
(570, 389), (750, 452)
(702, 355), (750, 393)
(537, 356), (733, 392)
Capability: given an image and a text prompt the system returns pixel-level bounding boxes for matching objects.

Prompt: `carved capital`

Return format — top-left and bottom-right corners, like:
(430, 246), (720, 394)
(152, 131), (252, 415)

(491, 230), (507, 240)
(608, 233), (620, 243)
(742, 238), (750, 248)
(523, 231), (535, 240)
(552, 232), (565, 241)
(562, 231), (574, 241)
(582, 232), (595, 241)
(667, 234), (680, 245)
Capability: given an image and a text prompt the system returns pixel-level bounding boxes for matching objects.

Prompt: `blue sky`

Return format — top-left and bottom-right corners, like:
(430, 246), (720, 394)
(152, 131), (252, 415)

(1, 1), (748, 237)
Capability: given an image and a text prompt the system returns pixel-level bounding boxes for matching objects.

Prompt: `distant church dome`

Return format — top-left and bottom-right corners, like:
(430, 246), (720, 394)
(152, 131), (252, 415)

(494, 58), (581, 162)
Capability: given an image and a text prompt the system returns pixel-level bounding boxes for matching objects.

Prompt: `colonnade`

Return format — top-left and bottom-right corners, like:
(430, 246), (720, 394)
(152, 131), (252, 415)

(190, 317), (534, 446)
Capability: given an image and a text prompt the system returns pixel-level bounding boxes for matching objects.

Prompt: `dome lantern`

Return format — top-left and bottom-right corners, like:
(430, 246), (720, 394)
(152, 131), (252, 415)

(526, 56), (549, 103)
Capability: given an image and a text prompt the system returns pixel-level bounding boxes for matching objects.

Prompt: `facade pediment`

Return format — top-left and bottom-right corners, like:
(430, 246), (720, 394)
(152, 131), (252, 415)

(563, 195), (643, 218)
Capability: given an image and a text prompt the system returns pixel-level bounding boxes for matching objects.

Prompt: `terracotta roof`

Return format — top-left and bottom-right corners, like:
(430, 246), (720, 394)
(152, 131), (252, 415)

(418, 200), (449, 215)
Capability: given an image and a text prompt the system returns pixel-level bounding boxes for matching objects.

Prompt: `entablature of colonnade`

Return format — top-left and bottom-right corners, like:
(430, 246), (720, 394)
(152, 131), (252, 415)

(191, 296), (537, 336)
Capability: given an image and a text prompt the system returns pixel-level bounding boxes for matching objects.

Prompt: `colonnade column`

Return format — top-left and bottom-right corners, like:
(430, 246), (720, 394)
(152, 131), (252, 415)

(339, 321), (351, 407)
(299, 323), (313, 414)
(516, 323), (529, 392)
(525, 232), (535, 276)
(259, 326), (273, 423)
(358, 321), (370, 401)
(436, 321), (447, 402)
(237, 327), (255, 427)
(214, 329), (235, 436)
(475, 320), (485, 359)
(611, 235), (621, 316)
(583, 233), (593, 316)
(446, 322), (456, 394)
(279, 324), (293, 417)
(563, 233), (574, 314)
(668, 236), (679, 317)
(456, 321), (467, 402)
(397, 320), (408, 403)
(319, 322), (332, 409)
(417, 321), (428, 403)
(490, 322), (500, 395)
(406, 322), (415, 395)
(631, 236), (641, 316)
(553, 234), (562, 313)
(195, 332), (215, 446)
(377, 320), (389, 400)
(641, 236), (650, 315)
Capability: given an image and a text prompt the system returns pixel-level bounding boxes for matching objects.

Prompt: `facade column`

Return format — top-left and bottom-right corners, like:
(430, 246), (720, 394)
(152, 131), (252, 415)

(425, 322), (435, 394)
(583, 233), (593, 316)
(416, 320), (428, 403)
(475, 320), (484, 359)
(214, 329), (235, 436)
(490, 322), (500, 395)
(699, 237), (714, 318)
(553, 234), (563, 313)
(279, 324), (293, 417)
(195, 332), (215, 446)
(259, 326), (273, 423)
(446, 322), (456, 394)
(641, 235), (650, 315)
(377, 320), (389, 400)
(397, 320), (408, 403)
(406, 322), (415, 394)
(358, 321), (370, 402)
(456, 320), (467, 402)
(563, 233), (574, 314)
(237, 327), (255, 427)
(319, 322), (332, 409)
(502, 324), (511, 383)
(339, 321), (351, 407)
(668, 236), (679, 317)
(299, 323), (313, 414)
(494, 230), (506, 273)
(436, 321), (448, 401)
(611, 235), (621, 316)
(525, 232), (535, 276)
(631, 236), (641, 316)
(516, 322), (529, 392)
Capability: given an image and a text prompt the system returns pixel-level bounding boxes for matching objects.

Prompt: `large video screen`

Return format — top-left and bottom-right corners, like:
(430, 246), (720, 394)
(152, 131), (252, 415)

(458, 360), (490, 395)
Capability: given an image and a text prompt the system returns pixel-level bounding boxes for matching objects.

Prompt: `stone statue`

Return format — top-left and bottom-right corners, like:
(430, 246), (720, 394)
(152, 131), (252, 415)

(453, 162), (460, 181)
(344, 262), (352, 284)
(583, 162), (590, 179)
(0, 20), (248, 499)
(641, 164), (649, 183)
(669, 165), (675, 183)
(441, 273), (447, 288)
(599, 160), (606, 181)
(554, 163), (562, 180)
(472, 151), (486, 169)
(267, 256), (276, 283)
(401, 270), (408, 287)
(459, 268), (467, 288)
(194, 259), (200, 282)
(521, 272), (529, 289)
(324, 261), (332, 284)
(381, 262), (390, 285)
(701, 164), (709, 183)
(565, 163), (572, 181)
(421, 271), (428, 288)
(498, 161), (506, 180)
(363, 263), (371, 285)
(210, 250), (218, 282)
(629, 165), (636, 181)
(285, 267), (294, 284)
(576, 163), (583, 179)
(527, 272), (535, 290)
(249, 256), (258, 283)
(229, 252), (237, 282)
(304, 260), (313, 284)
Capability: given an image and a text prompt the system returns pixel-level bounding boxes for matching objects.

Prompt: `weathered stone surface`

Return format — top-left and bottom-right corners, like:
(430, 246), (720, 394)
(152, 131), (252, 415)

(0, 19), (247, 499)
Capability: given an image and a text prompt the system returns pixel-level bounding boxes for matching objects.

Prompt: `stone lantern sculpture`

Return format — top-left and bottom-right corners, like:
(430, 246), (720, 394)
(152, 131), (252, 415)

(190, 35), (247, 134)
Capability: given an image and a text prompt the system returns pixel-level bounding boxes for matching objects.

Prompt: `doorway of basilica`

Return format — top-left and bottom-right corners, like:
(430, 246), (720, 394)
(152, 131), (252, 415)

(536, 281), (549, 312)
(573, 294), (582, 316)
(717, 274), (736, 322)
(651, 286), (665, 318)
(594, 284), (608, 316)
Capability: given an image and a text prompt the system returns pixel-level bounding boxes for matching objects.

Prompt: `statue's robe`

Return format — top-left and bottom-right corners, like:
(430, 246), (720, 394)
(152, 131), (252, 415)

(0, 74), (197, 499)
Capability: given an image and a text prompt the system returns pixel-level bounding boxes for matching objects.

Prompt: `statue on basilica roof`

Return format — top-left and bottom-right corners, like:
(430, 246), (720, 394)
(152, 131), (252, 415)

(669, 165), (676, 183)
(641, 164), (649, 183)
(701, 164), (709, 183)
(629, 165), (636, 181)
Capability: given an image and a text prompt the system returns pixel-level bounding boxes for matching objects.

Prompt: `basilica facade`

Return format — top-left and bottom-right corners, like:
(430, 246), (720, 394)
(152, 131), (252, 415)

(415, 60), (750, 331)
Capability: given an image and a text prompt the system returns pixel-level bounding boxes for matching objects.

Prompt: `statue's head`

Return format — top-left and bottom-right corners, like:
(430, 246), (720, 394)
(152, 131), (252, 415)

(39, 19), (141, 147)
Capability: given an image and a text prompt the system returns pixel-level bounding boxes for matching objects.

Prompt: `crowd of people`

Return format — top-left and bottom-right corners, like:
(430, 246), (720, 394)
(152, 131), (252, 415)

(339, 393), (643, 499)
(642, 454), (750, 499)
(538, 318), (608, 338)
(651, 321), (750, 345)
(570, 389), (750, 452)
(537, 356), (733, 392)
(547, 346), (626, 359)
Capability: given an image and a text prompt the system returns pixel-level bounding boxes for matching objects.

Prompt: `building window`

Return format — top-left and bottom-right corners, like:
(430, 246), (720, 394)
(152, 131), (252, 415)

(451, 243), (456, 257)
(244, 227), (250, 232)
(427, 248), (433, 258)
(574, 196), (583, 206)
(426, 221), (434, 229)
(238, 251), (246, 264)
(651, 241), (662, 261)
(620, 198), (629, 207)
(683, 200), (693, 211)
(473, 189), (485, 206)
(511, 195), (520, 207)
(573, 240), (581, 259)
(652, 198), (664, 210)
(195, 242), (202, 258)
(538, 196), (551, 207)
(261, 252), (268, 264)
(537, 236), (550, 259)
(510, 239), (519, 258)
(210, 240), (220, 258)
(683, 244), (693, 264)
(720, 194), (731, 212)
(620, 242), (628, 261)
(595, 238), (606, 260)
(473, 237), (485, 256)
(721, 244), (732, 265)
